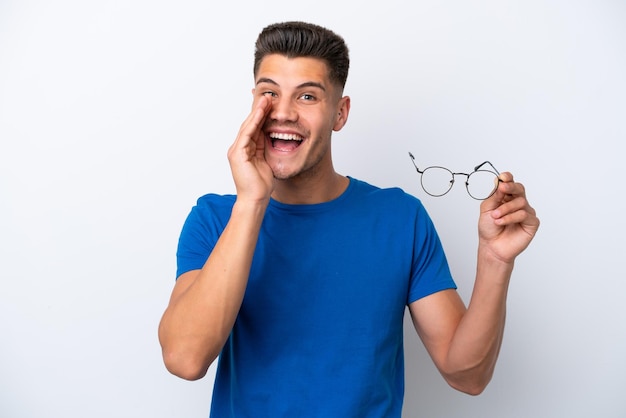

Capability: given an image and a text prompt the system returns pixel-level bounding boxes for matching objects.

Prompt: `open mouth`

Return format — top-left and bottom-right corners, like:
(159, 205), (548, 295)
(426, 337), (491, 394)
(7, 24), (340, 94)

(269, 132), (304, 151)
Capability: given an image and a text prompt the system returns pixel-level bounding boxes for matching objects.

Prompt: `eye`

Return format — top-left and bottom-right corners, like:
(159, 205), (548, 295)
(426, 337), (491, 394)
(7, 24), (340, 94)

(262, 91), (278, 98)
(299, 93), (316, 101)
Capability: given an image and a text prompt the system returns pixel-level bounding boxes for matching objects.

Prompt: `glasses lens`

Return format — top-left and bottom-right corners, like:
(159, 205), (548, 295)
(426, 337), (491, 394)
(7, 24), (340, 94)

(467, 170), (498, 200)
(421, 167), (454, 197)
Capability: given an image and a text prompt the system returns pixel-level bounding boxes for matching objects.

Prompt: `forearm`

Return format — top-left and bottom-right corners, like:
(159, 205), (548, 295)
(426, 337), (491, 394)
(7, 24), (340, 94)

(414, 173), (538, 394)
(444, 249), (513, 394)
(158, 200), (267, 380)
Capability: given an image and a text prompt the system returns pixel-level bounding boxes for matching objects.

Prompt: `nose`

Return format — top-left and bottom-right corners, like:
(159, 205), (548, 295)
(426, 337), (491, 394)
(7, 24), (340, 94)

(269, 96), (297, 122)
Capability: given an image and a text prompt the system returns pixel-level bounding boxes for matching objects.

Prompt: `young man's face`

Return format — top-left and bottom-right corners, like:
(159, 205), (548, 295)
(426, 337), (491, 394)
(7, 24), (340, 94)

(252, 54), (349, 181)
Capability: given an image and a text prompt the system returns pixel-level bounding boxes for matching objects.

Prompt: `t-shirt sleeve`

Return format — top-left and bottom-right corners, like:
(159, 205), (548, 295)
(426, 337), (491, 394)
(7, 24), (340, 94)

(175, 195), (233, 279)
(407, 203), (457, 303)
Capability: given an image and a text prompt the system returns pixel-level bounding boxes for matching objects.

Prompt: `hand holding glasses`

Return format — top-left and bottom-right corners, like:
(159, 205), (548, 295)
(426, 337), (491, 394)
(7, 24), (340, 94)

(408, 152), (502, 200)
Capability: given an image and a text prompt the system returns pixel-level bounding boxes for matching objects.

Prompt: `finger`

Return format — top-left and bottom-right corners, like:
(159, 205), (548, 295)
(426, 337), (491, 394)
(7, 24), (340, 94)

(495, 206), (540, 238)
(481, 174), (514, 211)
(483, 180), (529, 221)
(235, 96), (272, 146)
(494, 173), (526, 201)
(491, 195), (529, 223)
(229, 97), (272, 159)
(497, 171), (514, 183)
(493, 207), (532, 228)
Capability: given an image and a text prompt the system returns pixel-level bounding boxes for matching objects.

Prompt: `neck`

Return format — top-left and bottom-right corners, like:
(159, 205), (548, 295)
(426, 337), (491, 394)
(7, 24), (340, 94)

(271, 171), (349, 205)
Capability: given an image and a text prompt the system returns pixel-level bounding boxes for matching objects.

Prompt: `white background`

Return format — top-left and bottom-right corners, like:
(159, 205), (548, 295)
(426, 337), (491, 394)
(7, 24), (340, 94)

(1, 1), (624, 417)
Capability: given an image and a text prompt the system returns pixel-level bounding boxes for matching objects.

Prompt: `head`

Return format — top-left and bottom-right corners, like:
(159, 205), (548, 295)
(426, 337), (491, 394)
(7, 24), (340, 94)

(254, 21), (350, 95)
(252, 22), (351, 184)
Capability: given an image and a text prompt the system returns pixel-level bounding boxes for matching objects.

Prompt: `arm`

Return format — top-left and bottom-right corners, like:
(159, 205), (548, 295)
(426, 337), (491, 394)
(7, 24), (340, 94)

(158, 96), (274, 380)
(409, 172), (539, 395)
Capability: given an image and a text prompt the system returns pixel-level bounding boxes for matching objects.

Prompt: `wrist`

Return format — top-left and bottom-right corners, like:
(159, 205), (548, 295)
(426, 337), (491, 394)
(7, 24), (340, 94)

(476, 245), (515, 282)
(232, 197), (269, 216)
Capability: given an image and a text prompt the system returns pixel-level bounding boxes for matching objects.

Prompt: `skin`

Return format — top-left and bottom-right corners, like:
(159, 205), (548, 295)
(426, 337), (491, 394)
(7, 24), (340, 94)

(158, 54), (540, 395)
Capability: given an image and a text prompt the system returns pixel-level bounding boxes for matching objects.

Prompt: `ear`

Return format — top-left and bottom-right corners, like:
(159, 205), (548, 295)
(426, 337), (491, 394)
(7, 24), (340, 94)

(333, 96), (351, 131)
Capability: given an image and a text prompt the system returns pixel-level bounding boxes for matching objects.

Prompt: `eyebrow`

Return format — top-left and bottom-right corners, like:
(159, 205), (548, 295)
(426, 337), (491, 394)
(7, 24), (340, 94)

(255, 77), (326, 92)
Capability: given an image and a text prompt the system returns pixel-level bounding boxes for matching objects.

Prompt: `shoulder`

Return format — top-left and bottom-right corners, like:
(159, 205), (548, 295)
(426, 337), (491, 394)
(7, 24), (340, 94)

(195, 193), (236, 207)
(348, 177), (425, 213)
(192, 193), (236, 213)
(183, 193), (237, 228)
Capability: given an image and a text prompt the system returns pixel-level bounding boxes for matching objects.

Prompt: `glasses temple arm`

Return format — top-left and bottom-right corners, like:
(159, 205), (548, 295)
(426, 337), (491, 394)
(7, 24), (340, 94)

(474, 160), (500, 176)
(408, 152), (425, 174)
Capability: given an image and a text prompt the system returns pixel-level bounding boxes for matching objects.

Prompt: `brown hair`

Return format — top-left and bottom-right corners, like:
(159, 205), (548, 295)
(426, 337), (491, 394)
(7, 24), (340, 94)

(253, 21), (350, 90)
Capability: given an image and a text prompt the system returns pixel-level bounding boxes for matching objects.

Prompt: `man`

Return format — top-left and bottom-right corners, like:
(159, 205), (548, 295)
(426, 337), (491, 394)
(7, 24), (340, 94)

(158, 21), (540, 417)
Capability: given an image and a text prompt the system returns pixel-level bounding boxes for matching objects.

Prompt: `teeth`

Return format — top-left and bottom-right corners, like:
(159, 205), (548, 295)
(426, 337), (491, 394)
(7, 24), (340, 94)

(269, 132), (302, 141)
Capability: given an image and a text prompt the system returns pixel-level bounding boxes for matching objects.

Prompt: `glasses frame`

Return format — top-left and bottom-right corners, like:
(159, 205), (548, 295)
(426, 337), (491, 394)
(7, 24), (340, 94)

(408, 152), (502, 200)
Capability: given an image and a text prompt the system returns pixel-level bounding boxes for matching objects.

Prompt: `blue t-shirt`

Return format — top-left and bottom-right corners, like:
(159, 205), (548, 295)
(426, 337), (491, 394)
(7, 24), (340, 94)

(176, 177), (456, 417)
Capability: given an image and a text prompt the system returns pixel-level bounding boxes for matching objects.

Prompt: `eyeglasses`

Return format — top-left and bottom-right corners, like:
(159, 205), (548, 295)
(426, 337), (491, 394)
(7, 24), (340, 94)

(408, 152), (501, 200)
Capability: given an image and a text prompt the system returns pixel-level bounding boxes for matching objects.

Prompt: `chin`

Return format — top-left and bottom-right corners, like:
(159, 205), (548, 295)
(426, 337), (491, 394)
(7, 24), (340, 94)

(271, 168), (297, 181)
(267, 157), (297, 180)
